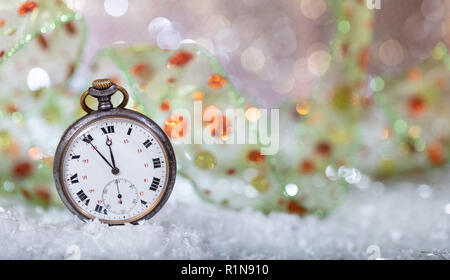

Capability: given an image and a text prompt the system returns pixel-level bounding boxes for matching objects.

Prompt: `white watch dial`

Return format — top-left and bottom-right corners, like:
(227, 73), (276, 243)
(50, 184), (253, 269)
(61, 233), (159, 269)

(61, 117), (168, 222)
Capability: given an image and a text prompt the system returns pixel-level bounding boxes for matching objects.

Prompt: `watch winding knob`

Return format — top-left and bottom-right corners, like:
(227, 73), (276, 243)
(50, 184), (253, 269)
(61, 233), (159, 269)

(92, 78), (113, 90)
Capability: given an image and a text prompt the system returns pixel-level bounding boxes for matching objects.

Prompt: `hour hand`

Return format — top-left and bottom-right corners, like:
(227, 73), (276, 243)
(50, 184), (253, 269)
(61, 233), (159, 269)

(106, 136), (119, 175)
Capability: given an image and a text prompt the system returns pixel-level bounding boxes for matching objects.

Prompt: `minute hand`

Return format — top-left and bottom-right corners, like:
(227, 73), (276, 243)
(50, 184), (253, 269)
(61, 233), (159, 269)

(84, 136), (114, 169)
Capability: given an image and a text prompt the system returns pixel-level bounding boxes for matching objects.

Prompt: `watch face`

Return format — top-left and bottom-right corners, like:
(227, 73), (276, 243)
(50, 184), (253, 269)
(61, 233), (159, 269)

(59, 115), (171, 224)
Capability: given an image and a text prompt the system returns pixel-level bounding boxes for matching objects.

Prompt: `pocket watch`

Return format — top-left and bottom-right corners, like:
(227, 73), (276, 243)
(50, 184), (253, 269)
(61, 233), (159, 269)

(53, 79), (176, 225)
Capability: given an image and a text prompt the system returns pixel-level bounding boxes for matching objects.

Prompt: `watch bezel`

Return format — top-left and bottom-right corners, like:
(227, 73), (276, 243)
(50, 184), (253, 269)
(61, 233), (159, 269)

(53, 107), (176, 225)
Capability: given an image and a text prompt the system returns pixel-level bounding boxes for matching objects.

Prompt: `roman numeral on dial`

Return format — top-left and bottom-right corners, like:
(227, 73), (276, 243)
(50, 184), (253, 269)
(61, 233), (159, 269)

(82, 134), (94, 144)
(141, 200), (147, 206)
(95, 204), (107, 215)
(70, 174), (79, 184)
(76, 190), (90, 206)
(153, 158), (161, 168)
(71, 154), (80, 160)
(76, 190), (87, 201)
(101, 125), (115, 134)
(150, 177), (161, 191)
(143, 139), (152, 148)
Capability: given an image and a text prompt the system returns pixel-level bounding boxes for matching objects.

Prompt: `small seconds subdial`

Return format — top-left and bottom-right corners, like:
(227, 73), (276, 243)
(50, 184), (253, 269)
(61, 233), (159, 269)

(102, 178), (138, 215)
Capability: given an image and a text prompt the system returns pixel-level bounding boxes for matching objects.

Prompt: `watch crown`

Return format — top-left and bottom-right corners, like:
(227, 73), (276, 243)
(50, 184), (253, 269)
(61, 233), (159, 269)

(92, 78), (113, 90)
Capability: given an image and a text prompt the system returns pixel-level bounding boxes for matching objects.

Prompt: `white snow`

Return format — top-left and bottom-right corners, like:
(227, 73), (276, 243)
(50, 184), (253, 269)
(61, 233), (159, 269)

(0, 170), (449, 260)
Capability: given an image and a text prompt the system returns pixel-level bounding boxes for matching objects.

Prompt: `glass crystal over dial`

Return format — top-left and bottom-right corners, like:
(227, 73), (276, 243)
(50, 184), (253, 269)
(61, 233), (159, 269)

(61, 117), (169, 223)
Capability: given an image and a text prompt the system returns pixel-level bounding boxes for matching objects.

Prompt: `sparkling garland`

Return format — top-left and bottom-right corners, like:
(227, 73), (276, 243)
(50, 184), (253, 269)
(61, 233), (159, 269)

(0, 0), (87, 207)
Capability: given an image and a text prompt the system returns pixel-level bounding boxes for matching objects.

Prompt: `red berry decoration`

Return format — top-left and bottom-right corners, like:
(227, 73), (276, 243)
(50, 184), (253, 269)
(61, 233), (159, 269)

(408, 95), (426, 116)
(168, 51), (193, 67)
(18, 1), (38, 16)
(12, 161), (33, 178)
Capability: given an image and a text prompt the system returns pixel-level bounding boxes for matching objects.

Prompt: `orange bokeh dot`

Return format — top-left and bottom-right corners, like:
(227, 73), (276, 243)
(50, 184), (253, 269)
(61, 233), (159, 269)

(315, 141), (332, 157)
(203, 106), (232, 139)
(18, 1), (37, 16)
(426, 142), (445, 166)
(33, 186), (51, 204)
(247, 150), (265, 163)
(131, 63), (149, 76)
(159, 100), (170, 112)
(202, 105), (220, 126)
(164, 114), (188, 139)
(28, 147), (42, 160)
(37, 34), (48, 49)
(299, 159), (315, 174)
(226, 169), (236, 175)
(192, 91), (204, 101)
(12, 161), (33, 178)
(341, 42), (349, 56)
(167, 51), (193, 67)
(209, 116), (231, 139)
(203, 189), (211, 196)
(287, 201), (307, 216)
(408, 95), (426, 116)
(208, 74), (226, 90)
(358, 47), (370, 71)
(65, 22), (77, 35)
(21, 189), (32, 200)
(408, 68), (421, 82)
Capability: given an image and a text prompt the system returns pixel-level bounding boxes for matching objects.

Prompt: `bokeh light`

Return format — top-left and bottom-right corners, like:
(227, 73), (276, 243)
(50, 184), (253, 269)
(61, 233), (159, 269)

(285, 183), (299, 197)
(27, 68), (50, 91)
(379, 40), (404, 66)
(307, 50), (331, 76)
(300, 0), (327, 20)
(241, 47), (265, 72)
(157, 25), (181, 50)
(245, 107), (260, 122)
(104, 0), (128, 17)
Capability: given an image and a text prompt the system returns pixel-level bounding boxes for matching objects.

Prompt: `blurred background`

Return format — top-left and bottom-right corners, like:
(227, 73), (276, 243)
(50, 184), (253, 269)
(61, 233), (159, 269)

(71, 0), (445, 103)
(0, 0), (449, 259)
